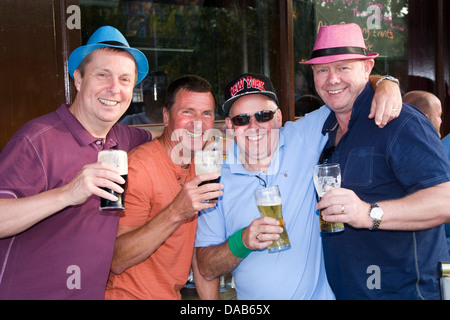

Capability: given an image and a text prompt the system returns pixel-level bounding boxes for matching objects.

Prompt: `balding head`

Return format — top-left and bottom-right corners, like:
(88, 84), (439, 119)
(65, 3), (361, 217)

(403, 90), (442, 135)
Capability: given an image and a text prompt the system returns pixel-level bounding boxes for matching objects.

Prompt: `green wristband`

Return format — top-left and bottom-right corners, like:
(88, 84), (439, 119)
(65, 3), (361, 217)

(228, 228), (252, 259)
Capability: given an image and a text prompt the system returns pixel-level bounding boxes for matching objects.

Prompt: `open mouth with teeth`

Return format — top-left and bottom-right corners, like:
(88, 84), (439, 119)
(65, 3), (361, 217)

(328, 89), (344, 95)
(185, 130), (202, 138)
(247, 135), (263, 141)
(99, 98), (119, 106)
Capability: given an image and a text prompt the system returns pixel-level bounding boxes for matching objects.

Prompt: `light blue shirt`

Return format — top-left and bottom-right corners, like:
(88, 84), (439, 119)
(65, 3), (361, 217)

(195, 106), (335, 300)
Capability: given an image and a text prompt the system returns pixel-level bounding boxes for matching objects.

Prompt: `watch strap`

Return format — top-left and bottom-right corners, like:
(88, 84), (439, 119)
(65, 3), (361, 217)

(375, 75), (400, 88)
(369, 203), (381, 231)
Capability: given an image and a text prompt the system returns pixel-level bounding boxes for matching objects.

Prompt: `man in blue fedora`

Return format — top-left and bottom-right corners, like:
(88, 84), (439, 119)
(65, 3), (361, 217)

(0, 26), (152, 299)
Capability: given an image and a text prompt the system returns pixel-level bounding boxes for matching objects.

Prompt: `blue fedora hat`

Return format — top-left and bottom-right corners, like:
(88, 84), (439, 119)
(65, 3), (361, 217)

(68, 26), (149, 85)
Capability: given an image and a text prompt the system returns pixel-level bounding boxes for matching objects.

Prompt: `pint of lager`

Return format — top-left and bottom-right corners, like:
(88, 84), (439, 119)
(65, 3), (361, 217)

(98, 150), (128, 211)
(313, 163), (344, 233)
(254, 185), (291, 253)
(194, 150), (222, 201)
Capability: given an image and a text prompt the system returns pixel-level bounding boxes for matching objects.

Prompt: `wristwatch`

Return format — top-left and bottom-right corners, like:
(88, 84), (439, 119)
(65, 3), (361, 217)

(375, 75), (400, 88)
(368, 203), (384, 230)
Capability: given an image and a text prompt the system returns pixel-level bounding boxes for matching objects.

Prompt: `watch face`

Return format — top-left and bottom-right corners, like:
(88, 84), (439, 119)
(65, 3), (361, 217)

(371, 207), (383, 220)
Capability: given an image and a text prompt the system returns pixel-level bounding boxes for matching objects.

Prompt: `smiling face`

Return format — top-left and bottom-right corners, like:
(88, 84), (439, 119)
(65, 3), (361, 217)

(162, 88), (216, 161)
(70, 48), (137, 137)
(225, 94), (281, 171)
(311, 59), (374, 116)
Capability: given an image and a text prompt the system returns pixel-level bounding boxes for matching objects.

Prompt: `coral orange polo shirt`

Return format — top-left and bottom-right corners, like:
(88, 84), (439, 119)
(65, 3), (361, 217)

(105, 139), (197, 300)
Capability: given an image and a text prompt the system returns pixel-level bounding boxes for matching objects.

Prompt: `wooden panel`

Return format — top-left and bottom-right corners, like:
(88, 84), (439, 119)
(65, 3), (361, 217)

(0, 0), (80, 151)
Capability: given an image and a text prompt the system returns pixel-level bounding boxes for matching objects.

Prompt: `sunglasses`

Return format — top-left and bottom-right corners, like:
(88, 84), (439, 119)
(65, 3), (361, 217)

(231, 109), (278, 126)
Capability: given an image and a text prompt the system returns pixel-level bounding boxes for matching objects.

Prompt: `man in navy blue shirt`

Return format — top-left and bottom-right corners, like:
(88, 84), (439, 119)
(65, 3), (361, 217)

(303, 23), (450, 299)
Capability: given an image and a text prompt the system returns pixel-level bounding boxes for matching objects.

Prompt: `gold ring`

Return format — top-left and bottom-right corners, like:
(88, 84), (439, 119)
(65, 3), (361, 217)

(341, 205), (345, 214)
(392, 108), (398, 111)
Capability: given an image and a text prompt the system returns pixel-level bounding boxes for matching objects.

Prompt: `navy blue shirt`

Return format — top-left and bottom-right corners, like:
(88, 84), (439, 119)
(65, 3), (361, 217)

(321, 83), (450, 300)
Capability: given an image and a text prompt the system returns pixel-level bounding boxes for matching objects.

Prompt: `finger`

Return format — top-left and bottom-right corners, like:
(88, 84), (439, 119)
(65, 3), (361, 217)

(199, 190), (223, 203)
(100, 172), (126, 186)
(98, 179), (125, 194)
(197, 182), (224, 194)
(368, 101), (377, 119)
(256, 232), (281, 242)
(194, 172), (221, 185)
(195, 200), (220, 212)
(251, 240), (274, 250)
(97, 188), (119, 202)
(368, 100), (385, 126)
(94, 163), (126, 185)
(259, 216), (281, 226)
(97, 161), (121, 174)
(381, 105), (395, 127)
(375, 104), (386, 127)
(259, 225), (284, 236)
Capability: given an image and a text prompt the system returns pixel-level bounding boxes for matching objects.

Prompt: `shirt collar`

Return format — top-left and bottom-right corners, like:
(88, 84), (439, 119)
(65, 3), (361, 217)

(56, 104), (119, 149)
(321, 82), (373, 136)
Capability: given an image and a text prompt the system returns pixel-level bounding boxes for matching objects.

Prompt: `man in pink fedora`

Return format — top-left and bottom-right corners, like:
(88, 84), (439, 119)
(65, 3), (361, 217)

(305, 23), (450, 299)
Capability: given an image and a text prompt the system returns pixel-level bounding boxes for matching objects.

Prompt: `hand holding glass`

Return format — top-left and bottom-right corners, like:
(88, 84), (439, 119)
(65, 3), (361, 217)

(254, 185), (291, 253)
(313, 163), (344, 233)
(194, 150), (222, 201)
(98, 150), (128, 211)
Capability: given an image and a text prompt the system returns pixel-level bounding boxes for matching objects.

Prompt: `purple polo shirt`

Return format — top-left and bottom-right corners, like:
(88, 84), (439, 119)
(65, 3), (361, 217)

(0, 105), (151, 299)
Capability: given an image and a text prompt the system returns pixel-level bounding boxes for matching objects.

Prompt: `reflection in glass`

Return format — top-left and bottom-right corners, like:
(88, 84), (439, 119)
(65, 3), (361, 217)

(293, 0), (409, 114)
(80, 0), (277, 123)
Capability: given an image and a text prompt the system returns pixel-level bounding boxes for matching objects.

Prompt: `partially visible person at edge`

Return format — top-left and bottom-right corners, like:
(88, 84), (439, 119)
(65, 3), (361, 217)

(104, 75), (223, 300)
(403, 90), (450, 254)
(403, 90), (443, 135)
(402, 90), (450, 163)
(0, 26), (152, 299)
(307, 23), (450, 300)
(194, 71), (402, 300)
(442, 133), (450, 161)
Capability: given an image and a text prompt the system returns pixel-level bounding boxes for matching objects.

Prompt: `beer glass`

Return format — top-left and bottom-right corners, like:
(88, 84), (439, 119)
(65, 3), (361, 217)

(313, 163), (344, 233)
(254, 185), (291, 253)
(98, 150), (128, 211)
(194, 150), (223, 201)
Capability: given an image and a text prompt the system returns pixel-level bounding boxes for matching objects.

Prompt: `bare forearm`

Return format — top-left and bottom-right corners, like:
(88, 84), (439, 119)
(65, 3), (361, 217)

(319, 182), (450, 232)
(111, 174), (223, 274)
(197, 243), (242, 281)
(378, 182), (450, 231)
(0, 187), (71, 238)
(192, 249), (221, 299)
(110, 206), (184, 274)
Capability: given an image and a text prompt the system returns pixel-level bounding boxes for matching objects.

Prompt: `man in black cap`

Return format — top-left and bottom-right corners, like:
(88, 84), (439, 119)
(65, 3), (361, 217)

(194, 72), (402, 299)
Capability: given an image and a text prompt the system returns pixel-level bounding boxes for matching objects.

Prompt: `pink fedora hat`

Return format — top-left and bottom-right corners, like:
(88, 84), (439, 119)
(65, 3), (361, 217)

(301, 23), (378, 65)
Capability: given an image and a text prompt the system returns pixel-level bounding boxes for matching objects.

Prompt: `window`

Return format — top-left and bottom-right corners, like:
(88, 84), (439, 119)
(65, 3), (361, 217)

(80, 0), (277, 124)
(293, 0), (409, 116)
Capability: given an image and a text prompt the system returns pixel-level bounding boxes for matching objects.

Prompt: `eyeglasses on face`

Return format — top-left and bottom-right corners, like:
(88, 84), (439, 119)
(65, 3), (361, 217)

(231, 108), (278, 126)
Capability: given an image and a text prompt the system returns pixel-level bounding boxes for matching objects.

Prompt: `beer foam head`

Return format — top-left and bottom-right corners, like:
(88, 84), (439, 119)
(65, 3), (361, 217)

(98, 150), (128, 175)
(194, 150), (222, 175)
(254, 185), (282, 206)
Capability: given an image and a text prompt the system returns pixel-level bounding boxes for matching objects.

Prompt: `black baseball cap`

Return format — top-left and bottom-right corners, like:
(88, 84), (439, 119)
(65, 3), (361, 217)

(222, 73), (279, 115)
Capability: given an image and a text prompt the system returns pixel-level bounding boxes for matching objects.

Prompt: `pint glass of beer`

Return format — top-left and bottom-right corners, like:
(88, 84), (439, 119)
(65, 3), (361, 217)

(98, 150), (128, 211)
(313, 163), (344, 233)
(194, 150), (223, 201)
(254, 185), (291, 253)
